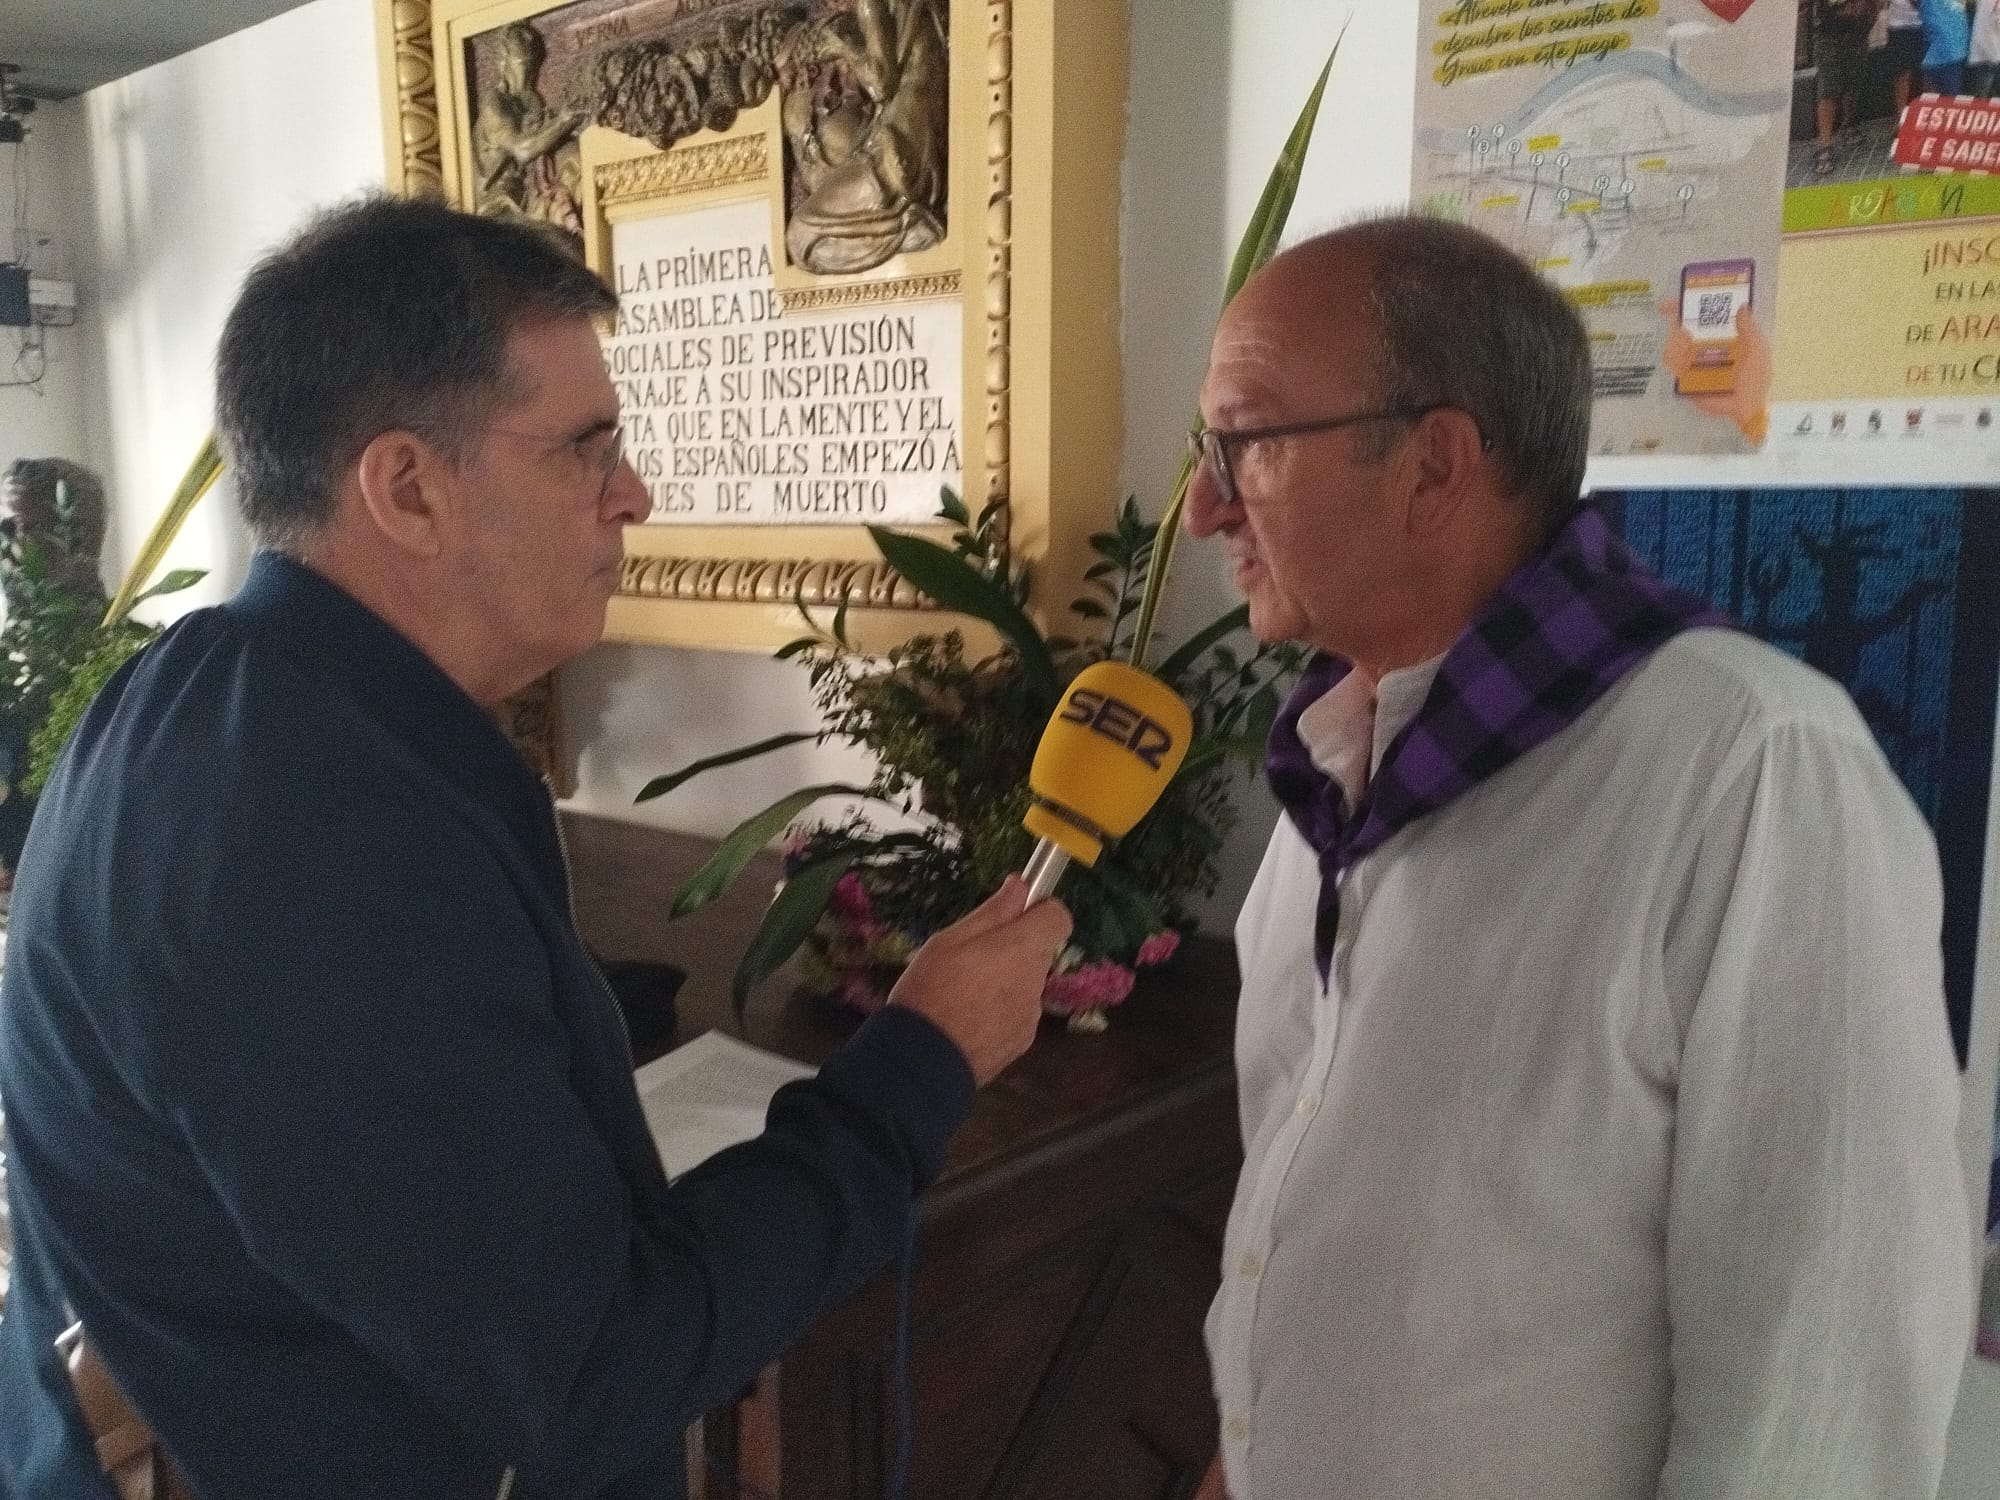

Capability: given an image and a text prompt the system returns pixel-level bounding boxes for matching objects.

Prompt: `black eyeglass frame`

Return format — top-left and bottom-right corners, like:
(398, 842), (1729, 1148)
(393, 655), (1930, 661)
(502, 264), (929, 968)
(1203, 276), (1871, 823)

(1186, 402), (1490, 507)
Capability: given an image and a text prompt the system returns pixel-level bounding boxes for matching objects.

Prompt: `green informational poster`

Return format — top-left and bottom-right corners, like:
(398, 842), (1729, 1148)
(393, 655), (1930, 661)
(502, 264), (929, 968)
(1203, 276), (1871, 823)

(1770, 9), (2000, 462)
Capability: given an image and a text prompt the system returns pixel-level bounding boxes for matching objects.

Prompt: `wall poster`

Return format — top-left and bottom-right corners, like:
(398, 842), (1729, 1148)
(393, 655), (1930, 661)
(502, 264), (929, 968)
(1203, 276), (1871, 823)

(1770, 5), (2000, 460)
(1411, 0), (1795, 457)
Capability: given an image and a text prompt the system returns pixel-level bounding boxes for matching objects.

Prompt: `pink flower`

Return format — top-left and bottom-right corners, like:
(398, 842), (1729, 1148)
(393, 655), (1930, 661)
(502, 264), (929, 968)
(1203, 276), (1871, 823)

(1040, 960), (1136, 1015)
(829, 871), (874, 922)
(1134, 930), (1180, 968)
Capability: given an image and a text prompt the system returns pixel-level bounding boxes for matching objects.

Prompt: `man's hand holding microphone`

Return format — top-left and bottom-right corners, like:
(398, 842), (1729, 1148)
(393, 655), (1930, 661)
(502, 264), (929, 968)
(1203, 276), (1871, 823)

(887, 877), (1070, 1084)
(885, 662), (1192, 1083)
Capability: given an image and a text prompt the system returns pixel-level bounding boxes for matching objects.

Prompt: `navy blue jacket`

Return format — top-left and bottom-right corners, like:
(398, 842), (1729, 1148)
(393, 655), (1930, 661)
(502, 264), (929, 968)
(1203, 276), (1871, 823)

(0, 553), (974, 1498)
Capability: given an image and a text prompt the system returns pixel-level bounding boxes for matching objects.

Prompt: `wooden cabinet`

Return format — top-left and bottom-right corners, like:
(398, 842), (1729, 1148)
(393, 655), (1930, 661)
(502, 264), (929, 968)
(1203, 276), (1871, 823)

(563, 813), (1242, 1500)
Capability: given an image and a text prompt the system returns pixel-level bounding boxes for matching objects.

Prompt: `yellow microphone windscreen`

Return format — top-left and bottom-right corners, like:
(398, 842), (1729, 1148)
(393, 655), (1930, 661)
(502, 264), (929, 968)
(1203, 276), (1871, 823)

(1023, 661), (1193, 866)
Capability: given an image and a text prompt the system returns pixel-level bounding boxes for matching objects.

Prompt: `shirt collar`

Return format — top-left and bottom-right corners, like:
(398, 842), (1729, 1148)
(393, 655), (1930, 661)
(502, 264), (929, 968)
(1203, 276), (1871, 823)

(1295, 653), (1445, 813)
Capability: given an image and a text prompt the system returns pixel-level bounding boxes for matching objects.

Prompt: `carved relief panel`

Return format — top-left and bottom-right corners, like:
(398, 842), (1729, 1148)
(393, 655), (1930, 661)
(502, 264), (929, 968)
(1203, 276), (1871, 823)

(375, 0), (1126, 653)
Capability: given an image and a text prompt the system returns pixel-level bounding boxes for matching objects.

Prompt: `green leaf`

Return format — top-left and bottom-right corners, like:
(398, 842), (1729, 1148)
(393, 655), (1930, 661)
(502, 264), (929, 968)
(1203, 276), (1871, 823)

(730, 850), (857, 1020)
(789, 573), (820, 635)
(865, 525), (1058, 704)
(773, 636), (817, 661)
(1242, 682), (1283, 745)
(1224, 37), (1341, 303)
(1090, 861), (1165, 954)
(128, 568), (206, 609)
(672, 782), (875, 918)
(1168, 736), (1264, 788)
(1081, 882), (1134, 957)
(104, 434), (223, 629)
(1071, 598), (1109, 620)
(22, 631), (153, 796)
(831, 581), (852, 648)
(937, 485), (971, 527)
(1155, 602), (1250, 684)
(635, 733), (824, 804)
(1231, 734), (1269, 768)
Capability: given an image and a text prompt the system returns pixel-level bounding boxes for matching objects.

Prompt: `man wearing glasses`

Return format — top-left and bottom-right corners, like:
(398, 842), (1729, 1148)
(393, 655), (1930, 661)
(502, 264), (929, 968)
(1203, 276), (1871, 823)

(1185, 217), (1971, 1500)
(0, 197), (1070, 1498)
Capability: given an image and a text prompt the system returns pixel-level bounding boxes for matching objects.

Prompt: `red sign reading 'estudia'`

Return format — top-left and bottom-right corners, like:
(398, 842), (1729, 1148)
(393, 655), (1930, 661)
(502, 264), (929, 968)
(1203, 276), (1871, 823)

(1895, 95), (2000, 174)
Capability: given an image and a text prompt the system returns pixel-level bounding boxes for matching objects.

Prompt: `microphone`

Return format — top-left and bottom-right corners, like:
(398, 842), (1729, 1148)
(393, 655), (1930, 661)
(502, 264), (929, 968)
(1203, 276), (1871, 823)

(1021, 661), (1193, 901)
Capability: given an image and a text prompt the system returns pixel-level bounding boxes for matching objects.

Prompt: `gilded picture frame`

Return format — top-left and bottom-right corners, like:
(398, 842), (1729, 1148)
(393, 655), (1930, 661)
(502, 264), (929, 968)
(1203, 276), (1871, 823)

(373, 0), (1127, 655)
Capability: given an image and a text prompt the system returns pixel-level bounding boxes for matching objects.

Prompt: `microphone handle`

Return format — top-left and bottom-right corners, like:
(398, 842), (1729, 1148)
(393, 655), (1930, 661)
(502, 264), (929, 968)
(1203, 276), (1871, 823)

(1021, 838), (1071, 904)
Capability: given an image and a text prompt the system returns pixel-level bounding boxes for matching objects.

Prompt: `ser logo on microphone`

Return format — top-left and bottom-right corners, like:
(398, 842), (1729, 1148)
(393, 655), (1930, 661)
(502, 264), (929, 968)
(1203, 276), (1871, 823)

(1058, 688), (1176, 770)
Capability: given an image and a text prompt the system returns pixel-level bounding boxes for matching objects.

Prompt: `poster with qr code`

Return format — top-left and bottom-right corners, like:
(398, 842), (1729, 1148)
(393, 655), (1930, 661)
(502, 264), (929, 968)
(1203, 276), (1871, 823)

(1766, 8), (2000, 461)
(1410, 0), (1794, 456)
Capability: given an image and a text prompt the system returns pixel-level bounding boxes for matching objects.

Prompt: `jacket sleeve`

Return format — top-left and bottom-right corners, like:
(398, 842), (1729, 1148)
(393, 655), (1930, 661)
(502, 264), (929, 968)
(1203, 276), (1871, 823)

(144, 775), (973, 1493)
(1654, 717), (1973, 1500)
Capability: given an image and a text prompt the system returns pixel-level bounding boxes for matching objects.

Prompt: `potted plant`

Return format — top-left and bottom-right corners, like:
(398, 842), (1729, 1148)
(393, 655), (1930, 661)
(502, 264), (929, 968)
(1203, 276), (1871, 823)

(0, 456), (208, 883)
(637, 45), (1339, 1029)
(640, 492), (1302, 1029)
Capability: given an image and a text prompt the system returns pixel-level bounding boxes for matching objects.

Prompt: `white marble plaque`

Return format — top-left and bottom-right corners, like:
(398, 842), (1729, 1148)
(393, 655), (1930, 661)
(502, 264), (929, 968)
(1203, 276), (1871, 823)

(606, 197), (964, 526)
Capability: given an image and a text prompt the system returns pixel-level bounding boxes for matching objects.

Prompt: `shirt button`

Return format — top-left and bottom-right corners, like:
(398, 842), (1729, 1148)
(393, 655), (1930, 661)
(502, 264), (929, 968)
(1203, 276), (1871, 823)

(1296, 1093), (1318, 1119)
(1225, 1415), (1251, 1442)
(1238, 1252), (1264, 1278)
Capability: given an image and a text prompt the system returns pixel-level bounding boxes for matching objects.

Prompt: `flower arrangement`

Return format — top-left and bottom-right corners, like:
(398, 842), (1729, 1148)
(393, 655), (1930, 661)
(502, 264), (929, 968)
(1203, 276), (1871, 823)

(799, 860), (1185, 1026)
(639, 44), (1339, 1030)
(644, 491), (1301, 1030)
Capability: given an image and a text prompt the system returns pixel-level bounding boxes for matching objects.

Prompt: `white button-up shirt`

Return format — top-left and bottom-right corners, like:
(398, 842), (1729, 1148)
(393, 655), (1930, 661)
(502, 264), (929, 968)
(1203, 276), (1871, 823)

(1207, 629), (1972, 1500)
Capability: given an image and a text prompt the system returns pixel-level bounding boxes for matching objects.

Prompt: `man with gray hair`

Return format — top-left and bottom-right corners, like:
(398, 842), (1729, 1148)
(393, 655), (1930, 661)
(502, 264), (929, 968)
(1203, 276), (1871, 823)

(1184, 217), (1971, 1499)
(0, 195), (1069, 1498)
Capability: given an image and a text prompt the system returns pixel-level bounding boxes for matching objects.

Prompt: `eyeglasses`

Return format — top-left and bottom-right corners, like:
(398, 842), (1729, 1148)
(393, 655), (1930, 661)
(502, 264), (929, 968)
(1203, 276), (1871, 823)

(488, 422), (627, 506)
(1186, 403), (1486, 507)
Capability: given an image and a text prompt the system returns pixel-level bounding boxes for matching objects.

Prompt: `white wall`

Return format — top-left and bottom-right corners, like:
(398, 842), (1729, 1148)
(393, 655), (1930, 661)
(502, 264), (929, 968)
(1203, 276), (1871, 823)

(68, 0), (385, 616)
(0, 99), (94, 484)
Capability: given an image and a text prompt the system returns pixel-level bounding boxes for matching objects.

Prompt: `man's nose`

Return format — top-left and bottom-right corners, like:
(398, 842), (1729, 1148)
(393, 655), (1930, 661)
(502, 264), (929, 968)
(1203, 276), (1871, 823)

(1182, 450), (1232, 539)
(602, 458), (651, 525)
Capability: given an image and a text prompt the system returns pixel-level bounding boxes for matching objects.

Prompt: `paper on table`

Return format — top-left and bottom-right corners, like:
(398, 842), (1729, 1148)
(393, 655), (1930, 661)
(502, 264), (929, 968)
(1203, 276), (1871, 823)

(633, 1029), (816, 1179)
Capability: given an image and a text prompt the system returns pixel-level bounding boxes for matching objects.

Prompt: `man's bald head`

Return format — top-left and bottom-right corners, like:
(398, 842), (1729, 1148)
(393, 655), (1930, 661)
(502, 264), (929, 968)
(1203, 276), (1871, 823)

(1229, 216), (1593, 541)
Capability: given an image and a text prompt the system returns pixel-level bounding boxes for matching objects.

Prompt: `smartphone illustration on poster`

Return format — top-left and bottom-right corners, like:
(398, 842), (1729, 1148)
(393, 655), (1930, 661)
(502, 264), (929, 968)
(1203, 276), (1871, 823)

(1676, 259), (1754, 396)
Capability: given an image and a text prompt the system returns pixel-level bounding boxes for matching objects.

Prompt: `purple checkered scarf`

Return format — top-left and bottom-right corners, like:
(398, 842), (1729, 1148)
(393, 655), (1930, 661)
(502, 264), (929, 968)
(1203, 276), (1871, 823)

(1266, 504), (1731, 980)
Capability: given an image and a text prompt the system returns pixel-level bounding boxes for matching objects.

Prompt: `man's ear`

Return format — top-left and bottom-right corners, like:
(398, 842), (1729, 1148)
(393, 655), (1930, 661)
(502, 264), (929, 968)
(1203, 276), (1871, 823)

(352, 430), (454, 558)
(1401, 406), (1488, 537)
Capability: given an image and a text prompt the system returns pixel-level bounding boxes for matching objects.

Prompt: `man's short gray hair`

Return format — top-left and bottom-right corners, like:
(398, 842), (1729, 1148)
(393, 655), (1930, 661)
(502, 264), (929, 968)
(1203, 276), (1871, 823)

(1340, 214), (1592, 540)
